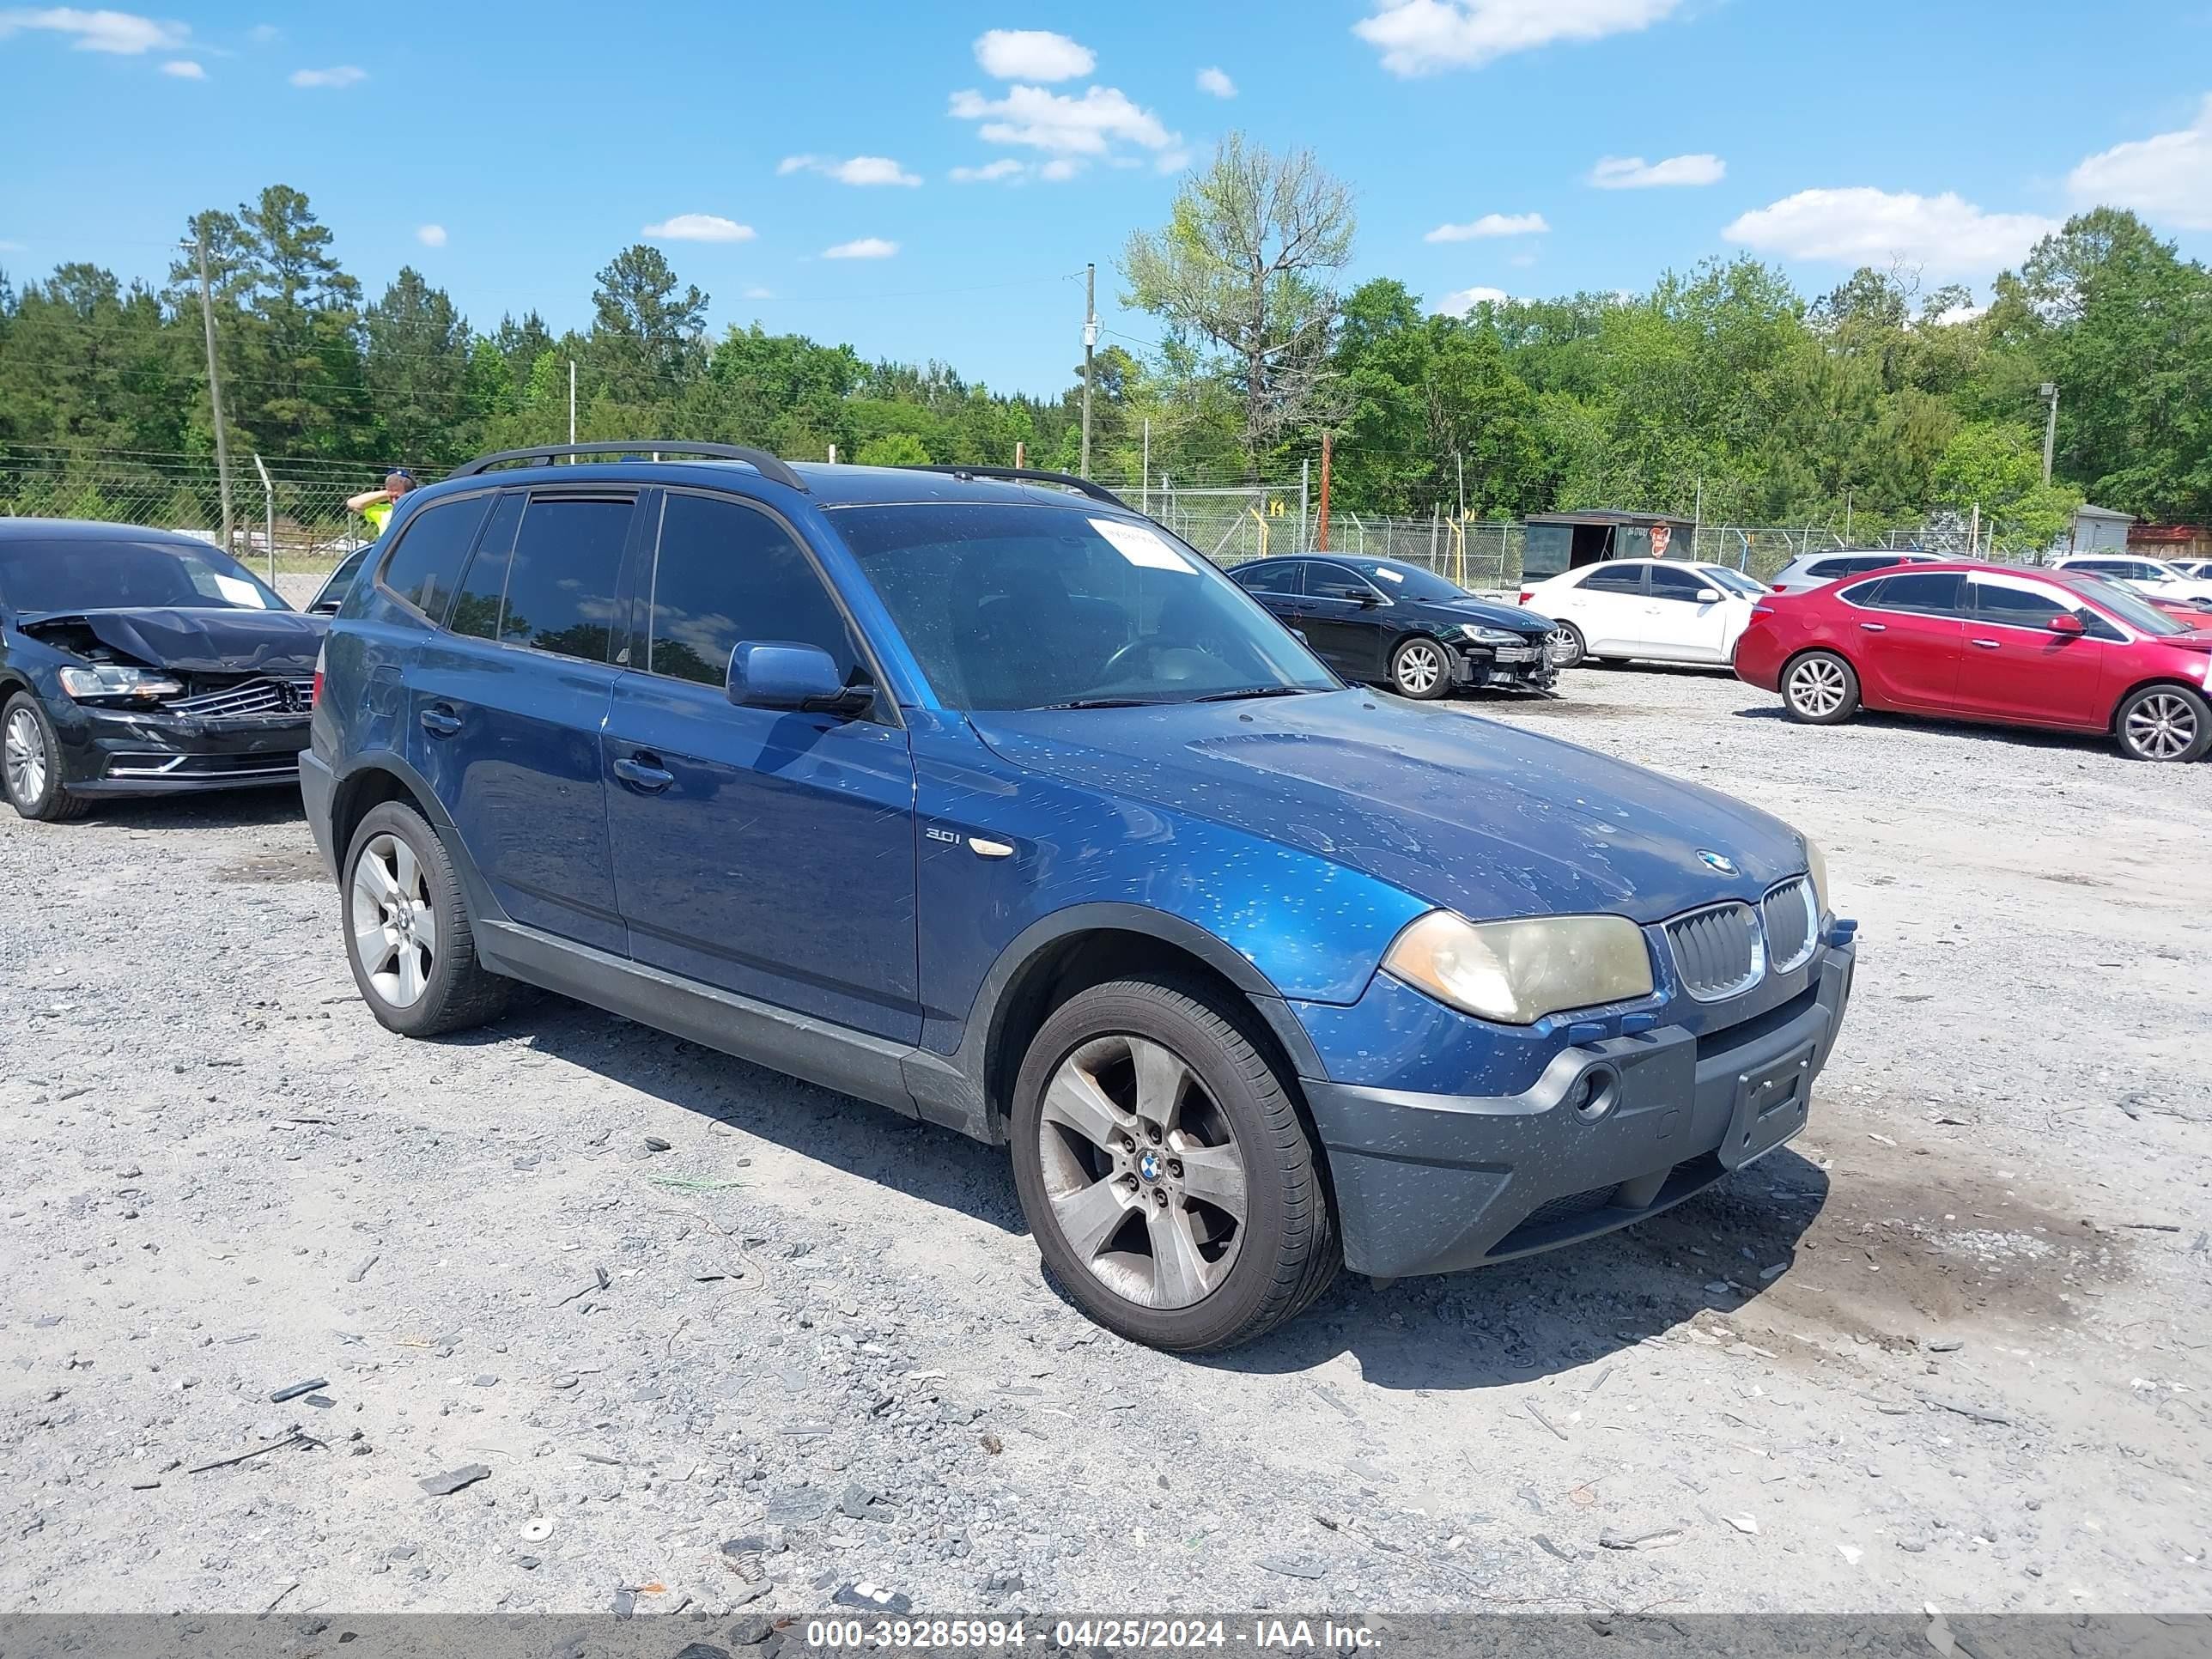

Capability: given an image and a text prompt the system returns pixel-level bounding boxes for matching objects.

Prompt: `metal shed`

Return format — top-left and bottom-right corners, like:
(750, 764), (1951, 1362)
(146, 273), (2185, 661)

(1522, 509), (1699, 580)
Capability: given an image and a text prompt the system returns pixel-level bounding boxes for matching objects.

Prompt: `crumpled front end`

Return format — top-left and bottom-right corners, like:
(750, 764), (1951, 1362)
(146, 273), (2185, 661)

(52, 672), (314, 795)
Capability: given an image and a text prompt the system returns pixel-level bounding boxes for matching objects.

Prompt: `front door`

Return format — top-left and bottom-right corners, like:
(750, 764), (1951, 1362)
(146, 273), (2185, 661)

(603, 489), (921, 1042)
(1644, 564), (1737, 661)
(410, 488), (639, 955)
(1299, 561), (1387, 679)
(1955, 573), (2117, 728)
(1569, 562), (1649, 655)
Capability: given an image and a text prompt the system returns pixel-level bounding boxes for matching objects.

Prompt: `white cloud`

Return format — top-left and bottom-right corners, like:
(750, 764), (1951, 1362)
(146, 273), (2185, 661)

(823, 237), (898, 259)
(743, 285), (774, 300)
(2069, 94), (2212, 232)
(779, 153), (921, 187)
(1196, 65), (1236, 98)
(949, 83), (1177, 159)
(951, 158), (1027, 184)
(1041, 157), (1083, 183)
(245, 21), (276, 42)
(1589, 152), (1724, 189)
(159, 56), (202, 77)
(973, 27), (1093, 82)
(1433, 285), (1511, 315)
(416, 223), (447, 248)
(1354, 0), (1684, 76)
(0, 7), (186, 54)
(1723, 187), (2057, 276)
(1425, 211), (1549, 241)
(642, 212), (757, 243)
(289, 64), (365, 88)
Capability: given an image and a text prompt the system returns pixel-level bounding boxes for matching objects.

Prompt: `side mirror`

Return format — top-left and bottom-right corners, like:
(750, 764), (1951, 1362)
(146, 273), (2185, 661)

(726, 641), (870, 715)
(1356, 590), (1381, 608)
(1696, 587), (1723, 604)
(2046, 613), (2085, 635)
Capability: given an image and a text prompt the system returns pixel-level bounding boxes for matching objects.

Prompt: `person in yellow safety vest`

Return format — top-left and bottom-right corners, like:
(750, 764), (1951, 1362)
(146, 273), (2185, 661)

(344, 469), (417, 538)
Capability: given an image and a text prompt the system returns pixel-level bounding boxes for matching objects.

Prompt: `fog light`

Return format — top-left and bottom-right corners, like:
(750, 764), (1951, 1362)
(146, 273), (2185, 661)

(1566, 1064), (1620, 1122)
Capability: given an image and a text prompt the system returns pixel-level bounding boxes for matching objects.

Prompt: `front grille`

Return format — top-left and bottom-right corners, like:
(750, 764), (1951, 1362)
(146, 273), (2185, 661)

(1761, 877), (1818, 974)
(1665, 902), (1765, 1001)
(163, 678), (313, 720)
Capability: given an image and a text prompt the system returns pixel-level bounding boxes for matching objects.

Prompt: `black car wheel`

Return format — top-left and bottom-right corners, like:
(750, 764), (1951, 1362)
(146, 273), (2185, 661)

(342, 800), (514, 1036)
(1011, 978), (1339, 1352)
(1, 693), (88, 823)
(2114, 684), (2211, 763)
(1389, 636), (1452, 700)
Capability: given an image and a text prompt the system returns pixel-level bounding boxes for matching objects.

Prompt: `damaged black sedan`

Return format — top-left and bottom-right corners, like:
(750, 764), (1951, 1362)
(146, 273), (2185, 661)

(0, 519), (325, 821)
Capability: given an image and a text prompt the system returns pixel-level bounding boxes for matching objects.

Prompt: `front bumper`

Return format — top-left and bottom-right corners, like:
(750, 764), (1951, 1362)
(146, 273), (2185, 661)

(1304, 939), (1855, 1279)
(1451, 641), (1558, 692)
(53, 702), (310, 797)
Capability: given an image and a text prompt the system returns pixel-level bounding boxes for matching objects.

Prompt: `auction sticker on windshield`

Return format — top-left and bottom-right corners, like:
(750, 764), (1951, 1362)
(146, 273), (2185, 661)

(1090, 518), (1195, 573)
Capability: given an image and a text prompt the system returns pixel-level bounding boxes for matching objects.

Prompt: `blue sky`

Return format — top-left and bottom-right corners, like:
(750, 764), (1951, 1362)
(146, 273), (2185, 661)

(3, 1), (2209, 397)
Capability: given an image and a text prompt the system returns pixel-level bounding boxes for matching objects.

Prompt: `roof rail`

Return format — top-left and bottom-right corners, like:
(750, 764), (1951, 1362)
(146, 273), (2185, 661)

(448, 442), (808, 492)
(905, 465), (1129, 510)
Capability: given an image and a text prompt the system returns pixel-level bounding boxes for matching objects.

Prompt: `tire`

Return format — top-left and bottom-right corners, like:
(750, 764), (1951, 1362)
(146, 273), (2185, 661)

(1781, 650), (1860, 726)
(1389, 636), (1452, 701)
(1546, 622), (1586, 671)
(2, 692), (88, 822)
(2114, 684), (2212, 763)
(1010, 978), (1339, 1352)
(341, 799), (513, 1036)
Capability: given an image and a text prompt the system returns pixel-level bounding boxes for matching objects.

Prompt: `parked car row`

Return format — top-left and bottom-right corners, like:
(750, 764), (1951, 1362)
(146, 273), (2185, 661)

(0, 451), (1856, 1354)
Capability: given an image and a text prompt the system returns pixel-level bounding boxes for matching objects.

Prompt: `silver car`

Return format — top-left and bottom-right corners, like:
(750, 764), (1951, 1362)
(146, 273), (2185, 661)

(1766, 549), (1941, 595)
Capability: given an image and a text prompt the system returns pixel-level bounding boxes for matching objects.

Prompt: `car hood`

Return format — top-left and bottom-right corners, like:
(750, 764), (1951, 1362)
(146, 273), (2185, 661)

(20, 606), (325, 676)
(971, 691), (1808, 926)
(1419, 597), (1553, 633)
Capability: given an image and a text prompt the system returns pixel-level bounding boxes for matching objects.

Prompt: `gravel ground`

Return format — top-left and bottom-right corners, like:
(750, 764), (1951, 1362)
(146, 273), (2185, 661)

(3, 657), (2208, 1620)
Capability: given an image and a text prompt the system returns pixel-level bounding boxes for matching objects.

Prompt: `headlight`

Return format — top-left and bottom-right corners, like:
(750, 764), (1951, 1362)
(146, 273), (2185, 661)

(1802, 836), (1829, 920)
(57, 665), (182, 702)
(1460, 623), (1523, 645)
(1382, 910), (1654, 1026)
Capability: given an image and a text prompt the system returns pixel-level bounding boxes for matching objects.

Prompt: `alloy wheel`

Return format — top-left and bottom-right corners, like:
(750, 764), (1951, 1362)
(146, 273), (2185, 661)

(1788, 658), (1849, 718)
(3, 708), (46, 805)
(1035, 1033), (1248, 1310)
(349, 831), (438, 1007)
(1546, 625), (1580, 665)
(2125, 692), (2198, 760)
(1395, 641), (1443, 696)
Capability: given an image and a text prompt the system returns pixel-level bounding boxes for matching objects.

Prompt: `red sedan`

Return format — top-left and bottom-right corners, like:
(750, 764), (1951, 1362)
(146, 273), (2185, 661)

(1734, 562), (2212, 763)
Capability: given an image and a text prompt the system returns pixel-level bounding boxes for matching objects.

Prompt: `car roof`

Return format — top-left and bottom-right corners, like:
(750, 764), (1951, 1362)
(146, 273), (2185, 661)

(0, 517), (218, 548)
(411, 458), (1134, 514)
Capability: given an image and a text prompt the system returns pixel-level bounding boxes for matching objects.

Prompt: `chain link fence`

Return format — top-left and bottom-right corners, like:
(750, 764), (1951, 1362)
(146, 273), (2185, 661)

(7, 445), (2042, 595)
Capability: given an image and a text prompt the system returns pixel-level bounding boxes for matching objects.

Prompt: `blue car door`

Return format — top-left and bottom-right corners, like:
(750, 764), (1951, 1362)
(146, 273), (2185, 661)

(602, 488), (921, 1042)
(407, 486), (641, 955)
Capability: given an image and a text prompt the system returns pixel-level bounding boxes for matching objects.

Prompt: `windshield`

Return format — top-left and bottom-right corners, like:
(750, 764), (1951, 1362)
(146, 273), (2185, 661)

(1702, 566), (1769, 595)
(2061, 572), (2193, 636)
(1345, 559), (1466, 603)
(833, 503), (1339, 710)
(0, 538), (288, 616)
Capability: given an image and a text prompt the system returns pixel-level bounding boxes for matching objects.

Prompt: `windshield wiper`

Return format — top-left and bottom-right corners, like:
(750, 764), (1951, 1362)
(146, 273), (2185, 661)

(1188, 685), (1319, 703)
(1031, 696), (1165, 710)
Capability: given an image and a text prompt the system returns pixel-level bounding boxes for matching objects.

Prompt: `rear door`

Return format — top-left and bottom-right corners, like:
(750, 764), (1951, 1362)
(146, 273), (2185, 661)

(1300, 560), (1389, 679)
(1956, 572), (2118, 728)
(603, 488), (921, 1041)
(408, 487), (640, 953)
(1568, 562), (1649, 654)
(1838, 571), (1966, 710)
(1231, 560), (1310, 637)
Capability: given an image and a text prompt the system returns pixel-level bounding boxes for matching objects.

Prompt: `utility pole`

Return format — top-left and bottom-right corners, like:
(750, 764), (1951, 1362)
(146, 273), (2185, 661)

(251, 453), (275, 586)
(1316, 431), (1334, 551)
(1014, 440), (1025, 470)
(1079, 263), (1097, 478)
(2039, 383), (2059, 486)
(1140, 418), (1151, 519)
(1298, 459), (1310, 554)
(193, 232), (234, 554)
(568, 360), (578, 450)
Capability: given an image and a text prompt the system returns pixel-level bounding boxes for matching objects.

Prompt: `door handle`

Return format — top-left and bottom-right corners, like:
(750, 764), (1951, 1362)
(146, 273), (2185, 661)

(418, 703), (462, 738)
(1971, 638), (2001, 650)
(1859, 622), (1886, 632)
(612, 751), (675, 793)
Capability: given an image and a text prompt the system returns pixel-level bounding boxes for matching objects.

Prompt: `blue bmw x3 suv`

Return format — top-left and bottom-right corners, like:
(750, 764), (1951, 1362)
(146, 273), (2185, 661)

(303, 442), (1856, 1352)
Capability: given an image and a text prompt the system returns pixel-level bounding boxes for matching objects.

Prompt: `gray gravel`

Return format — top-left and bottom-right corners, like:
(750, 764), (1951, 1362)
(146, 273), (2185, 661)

(2, 659), (2207, 1618)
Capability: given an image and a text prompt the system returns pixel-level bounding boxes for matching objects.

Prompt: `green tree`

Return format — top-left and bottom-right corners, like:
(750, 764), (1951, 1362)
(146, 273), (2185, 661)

(854, 431), (931, 466)
(586, 244), (708, 417)
(365, 267), (474, 465)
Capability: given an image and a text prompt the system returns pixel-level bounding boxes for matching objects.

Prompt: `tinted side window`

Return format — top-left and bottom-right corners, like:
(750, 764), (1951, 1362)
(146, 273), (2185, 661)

(448, 492), (525, 641)
(1306, 562), (1372, 599)
(1581, 564), (1645, 594)
(647, 493), (858, 688)
(1861, 572), (1964, 615)
(1972, 580), (2075, 627)
(1649, 565), (1713, 602)
(314, 544), (373, 612)
(1236, 562), (1300, 595)
(1805, 559), (1847, 579)
(497, 495), (633, 662)
(378, 495), (489, 622)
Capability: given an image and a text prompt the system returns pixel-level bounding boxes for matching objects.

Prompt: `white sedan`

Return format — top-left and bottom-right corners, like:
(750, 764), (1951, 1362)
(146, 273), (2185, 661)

(2053, 555), (2212, 603)
(1519, 559), (1761, 669)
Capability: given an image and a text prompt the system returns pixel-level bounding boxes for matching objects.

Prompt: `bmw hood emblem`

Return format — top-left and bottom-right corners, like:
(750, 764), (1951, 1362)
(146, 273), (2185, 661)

(1139, 1151), (1164, 1182)
(1697, 849), (1738, 874)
